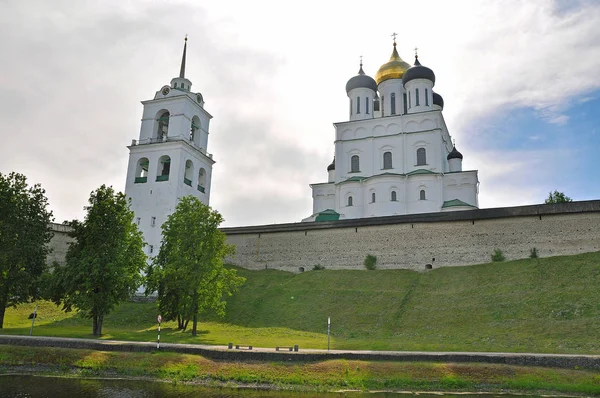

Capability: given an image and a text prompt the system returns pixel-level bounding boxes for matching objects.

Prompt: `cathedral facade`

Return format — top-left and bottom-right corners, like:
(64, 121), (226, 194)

(304, 41), (479, 222)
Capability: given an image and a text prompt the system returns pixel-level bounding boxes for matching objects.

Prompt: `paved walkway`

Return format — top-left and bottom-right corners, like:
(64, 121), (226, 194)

(1, 334), (599, 370)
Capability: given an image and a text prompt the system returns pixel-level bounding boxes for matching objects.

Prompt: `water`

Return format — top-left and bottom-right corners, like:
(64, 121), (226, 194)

(0, 375), (539, 398)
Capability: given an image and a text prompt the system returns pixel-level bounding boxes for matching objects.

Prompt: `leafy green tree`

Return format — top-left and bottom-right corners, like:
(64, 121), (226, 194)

(0, 172), (53, 328)
(544, 190), (573, 204)
(52, 185), (146, 336)
(147, 196), (245, 336)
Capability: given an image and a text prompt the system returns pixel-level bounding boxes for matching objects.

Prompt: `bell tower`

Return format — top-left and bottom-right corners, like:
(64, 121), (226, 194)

(124, 37), (215, 257)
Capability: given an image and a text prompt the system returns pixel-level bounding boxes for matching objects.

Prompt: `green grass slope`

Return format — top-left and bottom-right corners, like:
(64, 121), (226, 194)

(2, 252), (600, 353)
(208, 251), (600, 353)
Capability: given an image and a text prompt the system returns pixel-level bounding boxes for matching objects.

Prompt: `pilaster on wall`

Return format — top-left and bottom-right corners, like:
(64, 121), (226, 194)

(222, 201), (600, 272)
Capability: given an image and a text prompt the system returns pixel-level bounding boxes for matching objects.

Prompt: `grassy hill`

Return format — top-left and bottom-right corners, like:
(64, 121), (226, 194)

(3, 251), (600, 353)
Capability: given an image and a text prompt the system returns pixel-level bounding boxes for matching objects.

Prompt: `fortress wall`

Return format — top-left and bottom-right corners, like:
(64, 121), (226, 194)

(223, 201), (600, 272)
(47, 223), (73, 266)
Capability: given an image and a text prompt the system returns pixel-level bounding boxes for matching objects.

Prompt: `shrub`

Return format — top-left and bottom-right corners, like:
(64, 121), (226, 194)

(312, 264), (325, 271)
(491, 249), (505, 262)
(530, 247), (538, 258)
(364, 254), (377, 270)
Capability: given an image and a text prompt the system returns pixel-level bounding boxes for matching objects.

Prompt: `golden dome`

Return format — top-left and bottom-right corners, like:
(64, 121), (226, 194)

(375, 43), (411, 85)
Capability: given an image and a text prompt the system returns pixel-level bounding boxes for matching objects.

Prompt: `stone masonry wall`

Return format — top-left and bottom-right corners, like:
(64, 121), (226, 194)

(46, 223), (73, 266)
(223, 201), (600, 272)
(44, 201), (600, 272)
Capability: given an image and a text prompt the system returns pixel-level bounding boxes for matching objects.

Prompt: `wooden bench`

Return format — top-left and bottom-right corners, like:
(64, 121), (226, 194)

(228, 343), (253, 350)
(276, 345), (299, 352)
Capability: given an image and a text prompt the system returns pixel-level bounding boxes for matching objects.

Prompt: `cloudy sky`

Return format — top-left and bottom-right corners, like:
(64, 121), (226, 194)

(1, 0), (599, 227)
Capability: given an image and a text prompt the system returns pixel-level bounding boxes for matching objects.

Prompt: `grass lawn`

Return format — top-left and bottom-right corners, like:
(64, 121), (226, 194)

(2, 251), (600, 353)
(2, 345), (600, 395)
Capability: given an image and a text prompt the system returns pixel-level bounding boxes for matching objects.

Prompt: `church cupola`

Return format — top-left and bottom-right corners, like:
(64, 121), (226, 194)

(375, 36), (410, 117)
(403, 53), (435, 114)
(327, 157), (335, 182)
(447, 145), (463, 172)
(432, 91), (444, 110)
(375, 40), (411, 85)
(346, 59), (377, 121)
(170, 36), (193, 92)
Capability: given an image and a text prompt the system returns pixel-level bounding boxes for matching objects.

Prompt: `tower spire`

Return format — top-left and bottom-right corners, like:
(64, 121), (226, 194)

(179, 35), (188, 78)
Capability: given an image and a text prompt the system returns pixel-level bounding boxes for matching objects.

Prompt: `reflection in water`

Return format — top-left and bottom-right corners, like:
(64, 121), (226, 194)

(0, 375), (533, 398)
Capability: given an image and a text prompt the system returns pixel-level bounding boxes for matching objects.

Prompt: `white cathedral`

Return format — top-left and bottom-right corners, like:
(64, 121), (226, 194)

(124, 38), (214, 256)
(123, 37), (479, 255)
(303, 40), (479, 222)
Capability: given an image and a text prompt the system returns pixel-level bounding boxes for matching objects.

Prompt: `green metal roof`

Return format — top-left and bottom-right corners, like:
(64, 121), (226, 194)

(315, 209), (340, 222)
(442, 199), (476, 208)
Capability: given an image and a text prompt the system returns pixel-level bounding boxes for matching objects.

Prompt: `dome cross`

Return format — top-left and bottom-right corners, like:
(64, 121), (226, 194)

(391, 32), (398, 43)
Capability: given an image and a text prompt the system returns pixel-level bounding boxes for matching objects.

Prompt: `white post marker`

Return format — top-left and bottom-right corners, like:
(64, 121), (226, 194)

(327, 316), (331, 352)
(157, 314), (162, 349)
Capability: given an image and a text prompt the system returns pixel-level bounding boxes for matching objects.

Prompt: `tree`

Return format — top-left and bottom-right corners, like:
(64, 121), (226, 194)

(544, 190), (573, 204)
(52, 185), (146, 336)
(146, 196), (245, 336)
(0, 172), (53, 328)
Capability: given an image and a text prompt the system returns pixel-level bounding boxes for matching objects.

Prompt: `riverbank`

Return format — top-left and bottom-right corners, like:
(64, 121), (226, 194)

(1, 345), (599, 396)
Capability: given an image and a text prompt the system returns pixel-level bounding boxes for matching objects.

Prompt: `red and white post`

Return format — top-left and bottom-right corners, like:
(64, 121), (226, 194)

(157, 314), (162, 349)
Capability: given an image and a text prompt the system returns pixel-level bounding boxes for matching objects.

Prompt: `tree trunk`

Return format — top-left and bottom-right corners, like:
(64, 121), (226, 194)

(191, 314), (198, 336)
(0, 302), (6, 329)
(93, 313), (104, 336)
(0, 285), (8, 329)
(183, 319), (189, 331)
(177, 315), (184, 330)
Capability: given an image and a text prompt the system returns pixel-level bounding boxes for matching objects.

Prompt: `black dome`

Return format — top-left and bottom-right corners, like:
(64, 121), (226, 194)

(432, 91), (444, 109)
(327, 158), (335, 171)
(447, 146), (463, 160)
(346, 65), (377, 94)
(402, 57), (435, 86)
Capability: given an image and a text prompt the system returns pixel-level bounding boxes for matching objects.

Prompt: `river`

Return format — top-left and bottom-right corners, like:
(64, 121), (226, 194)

(0, 375), (541, 397)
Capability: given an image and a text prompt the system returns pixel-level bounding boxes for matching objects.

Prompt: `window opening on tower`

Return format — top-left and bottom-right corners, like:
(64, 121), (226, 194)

(417, 148), (427, 166)
(157, 111), (170, 140)
(350, 155), (360, 172)
(383, 151), (392, 169)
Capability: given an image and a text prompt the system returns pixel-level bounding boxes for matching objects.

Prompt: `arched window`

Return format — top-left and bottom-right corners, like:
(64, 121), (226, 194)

(198, 168), (206, 193)
(371, 192), (376, 203)
(391, 93), (396, 115)
(381, 96), (384, 115)
(416, 88), (420, 106)
(403, 93), (408, 114)
(408, 91), (412, 108)
(350, 99), (353, 116)
(190, 116), (200, 142)
(417, 148), (427, 166)
(420, 190), (426, 200)
(383, 151), (392, 169)
(347, 196), (353, 206)
(425, 88), (429, 106)
(350, 155), (360, 172)
(391, 191), (397, 201)
(356, 96), (361, 114)
(366, 97), (370, 114)
(135, 157), (149, 183)
(156, 155), (171, 181)
(184, 160), (194, 186)
(157, 111), (170, 140)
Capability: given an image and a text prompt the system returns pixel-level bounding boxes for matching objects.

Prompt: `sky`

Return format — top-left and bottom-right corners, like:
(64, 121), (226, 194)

(1, 0), (599, 227)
